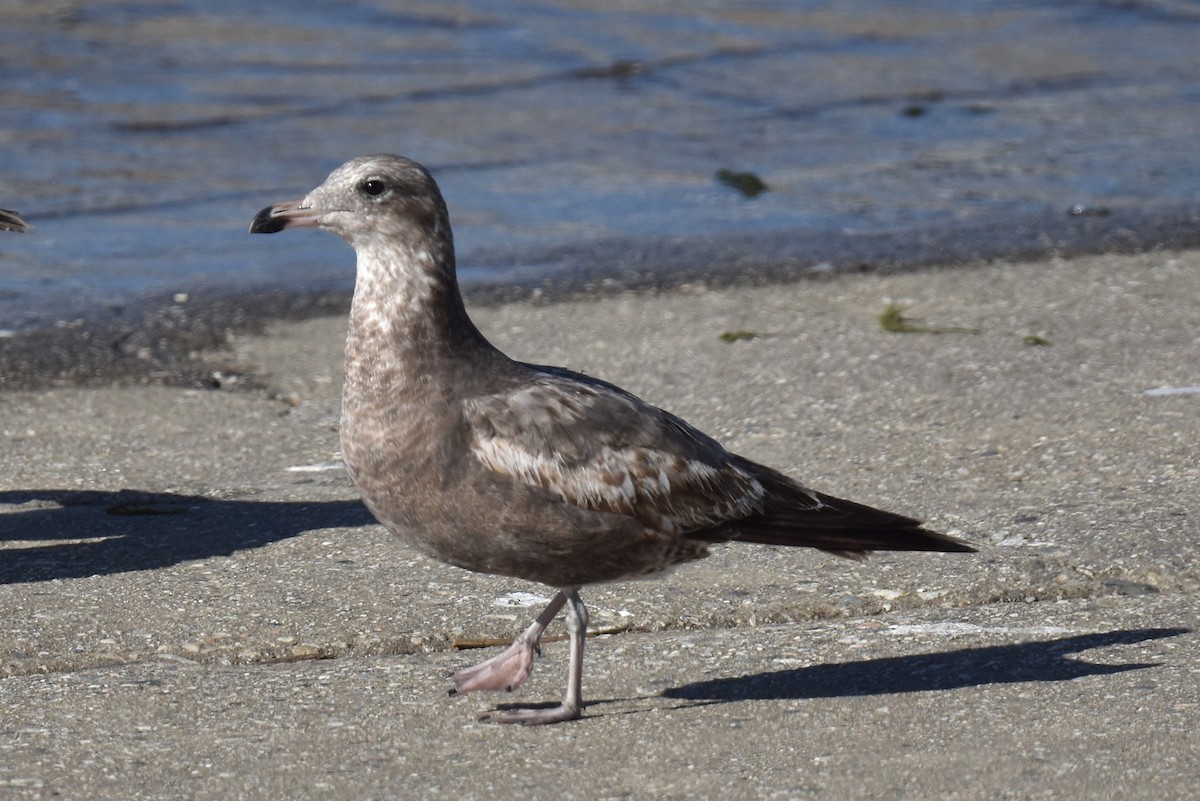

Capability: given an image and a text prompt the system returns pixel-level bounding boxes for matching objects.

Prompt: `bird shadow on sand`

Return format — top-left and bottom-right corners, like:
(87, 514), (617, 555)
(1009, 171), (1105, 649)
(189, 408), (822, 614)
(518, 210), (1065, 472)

(0, 488), (376, 585)
(656, 627), (1189, 709)
(481, 629), (1190, 722)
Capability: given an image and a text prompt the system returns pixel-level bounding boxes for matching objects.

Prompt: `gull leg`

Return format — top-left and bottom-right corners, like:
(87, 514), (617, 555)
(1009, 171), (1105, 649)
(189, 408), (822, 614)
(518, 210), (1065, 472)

(450, 590), (566, 694)
(481, 588), (587, 725)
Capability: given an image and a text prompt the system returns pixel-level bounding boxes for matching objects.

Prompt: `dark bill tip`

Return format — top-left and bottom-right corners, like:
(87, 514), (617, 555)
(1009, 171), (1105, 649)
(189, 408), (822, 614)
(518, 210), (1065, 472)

(249, 204), (289, 234)
(0, 208), (30, 233)
(249, 198), (322, 234)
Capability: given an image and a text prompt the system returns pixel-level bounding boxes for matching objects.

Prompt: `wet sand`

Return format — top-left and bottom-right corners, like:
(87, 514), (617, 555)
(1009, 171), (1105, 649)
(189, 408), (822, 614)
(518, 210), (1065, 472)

(5, 0), (1200, 337)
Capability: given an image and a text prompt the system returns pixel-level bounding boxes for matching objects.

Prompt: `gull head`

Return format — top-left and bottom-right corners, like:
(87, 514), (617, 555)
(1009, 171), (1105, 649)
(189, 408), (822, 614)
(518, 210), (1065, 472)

(249, 154), (451, 253)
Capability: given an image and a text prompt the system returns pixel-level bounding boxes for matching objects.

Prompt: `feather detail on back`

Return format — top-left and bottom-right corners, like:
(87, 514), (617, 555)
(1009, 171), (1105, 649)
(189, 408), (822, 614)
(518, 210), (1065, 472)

(465, 365), (766, 535)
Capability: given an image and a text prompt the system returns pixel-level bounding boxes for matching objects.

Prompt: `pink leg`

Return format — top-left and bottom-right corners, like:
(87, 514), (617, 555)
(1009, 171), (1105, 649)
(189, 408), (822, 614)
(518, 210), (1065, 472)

(480, 589), (588, 725)
(450, 591), (567, 694)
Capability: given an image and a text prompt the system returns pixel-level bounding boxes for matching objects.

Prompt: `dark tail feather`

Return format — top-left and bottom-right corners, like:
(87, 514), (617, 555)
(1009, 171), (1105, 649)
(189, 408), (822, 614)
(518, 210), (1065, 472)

(726, 464), (975, 559)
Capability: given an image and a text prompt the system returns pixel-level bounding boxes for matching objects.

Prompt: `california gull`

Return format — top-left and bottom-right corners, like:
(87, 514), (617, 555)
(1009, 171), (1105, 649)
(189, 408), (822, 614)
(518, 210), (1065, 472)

(250, 155), (974, 725)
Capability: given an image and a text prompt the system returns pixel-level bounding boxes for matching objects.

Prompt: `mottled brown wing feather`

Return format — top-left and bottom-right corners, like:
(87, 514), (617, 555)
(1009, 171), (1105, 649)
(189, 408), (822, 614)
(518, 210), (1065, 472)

(463, 366), (766, 534)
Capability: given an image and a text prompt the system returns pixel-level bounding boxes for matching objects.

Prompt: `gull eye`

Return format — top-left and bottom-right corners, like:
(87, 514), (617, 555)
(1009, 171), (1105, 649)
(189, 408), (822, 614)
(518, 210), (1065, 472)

(360, 178), (389, 197)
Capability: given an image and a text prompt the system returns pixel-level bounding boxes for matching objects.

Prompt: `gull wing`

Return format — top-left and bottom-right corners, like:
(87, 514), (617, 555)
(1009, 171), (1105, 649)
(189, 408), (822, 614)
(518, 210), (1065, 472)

(463, 366), (765, 535)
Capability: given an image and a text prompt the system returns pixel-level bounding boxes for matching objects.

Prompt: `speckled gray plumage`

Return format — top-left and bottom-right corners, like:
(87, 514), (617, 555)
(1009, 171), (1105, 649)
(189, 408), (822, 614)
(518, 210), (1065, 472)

(251, 154), (973, 723)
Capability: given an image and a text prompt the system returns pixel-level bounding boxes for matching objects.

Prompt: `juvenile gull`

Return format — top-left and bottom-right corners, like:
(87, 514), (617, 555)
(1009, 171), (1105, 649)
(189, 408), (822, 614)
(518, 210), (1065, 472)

(250, 155), (975, 725)
(0, 208), (29, 233)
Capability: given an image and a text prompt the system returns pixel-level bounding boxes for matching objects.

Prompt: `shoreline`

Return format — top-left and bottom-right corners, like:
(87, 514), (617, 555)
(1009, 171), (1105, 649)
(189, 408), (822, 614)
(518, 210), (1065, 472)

(4, 202), (1200, 390)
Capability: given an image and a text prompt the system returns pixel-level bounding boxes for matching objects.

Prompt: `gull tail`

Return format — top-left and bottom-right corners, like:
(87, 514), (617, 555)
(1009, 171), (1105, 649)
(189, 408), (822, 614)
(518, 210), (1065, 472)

(727, 462), (976, 560)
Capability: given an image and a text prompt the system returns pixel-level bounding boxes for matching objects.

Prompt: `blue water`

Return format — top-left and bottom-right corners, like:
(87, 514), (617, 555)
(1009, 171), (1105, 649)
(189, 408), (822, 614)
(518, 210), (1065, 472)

(2, 0), (1200, 335)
